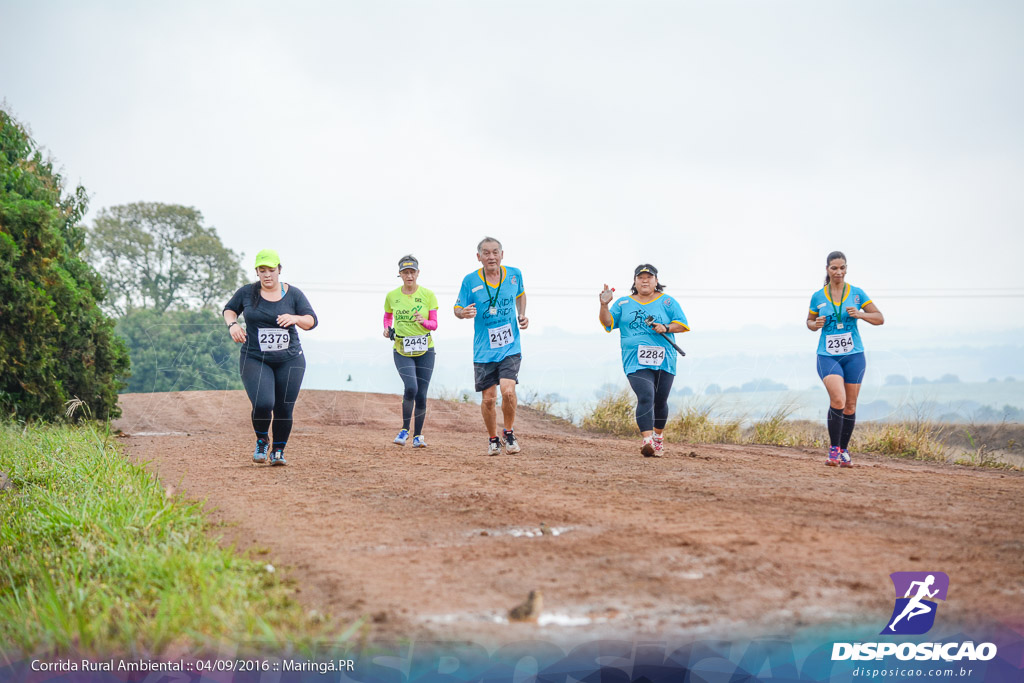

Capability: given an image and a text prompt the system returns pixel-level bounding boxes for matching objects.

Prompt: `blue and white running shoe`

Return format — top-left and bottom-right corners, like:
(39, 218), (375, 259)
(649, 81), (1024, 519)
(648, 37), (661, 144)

(269, 449), (287, 466)
(394, 429), (409, 446)
(412, 435), (426, 448)
(253, 439), (269, 464)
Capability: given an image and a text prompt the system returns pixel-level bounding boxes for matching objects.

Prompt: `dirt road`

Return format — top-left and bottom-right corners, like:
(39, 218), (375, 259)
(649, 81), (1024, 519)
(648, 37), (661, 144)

(114, 390), (1024, 644)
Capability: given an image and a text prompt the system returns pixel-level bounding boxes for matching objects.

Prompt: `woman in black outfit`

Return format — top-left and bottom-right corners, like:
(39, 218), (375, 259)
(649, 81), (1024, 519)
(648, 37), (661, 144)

(223, 248), (318, 466)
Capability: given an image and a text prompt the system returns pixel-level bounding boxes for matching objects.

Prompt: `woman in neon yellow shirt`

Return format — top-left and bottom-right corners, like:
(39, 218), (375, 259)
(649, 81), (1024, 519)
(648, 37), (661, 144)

(383, 255), (438, 447)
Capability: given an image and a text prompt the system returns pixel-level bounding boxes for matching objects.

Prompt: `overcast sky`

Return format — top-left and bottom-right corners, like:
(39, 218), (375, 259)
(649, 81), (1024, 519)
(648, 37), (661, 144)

(3, 0), (1023, 345)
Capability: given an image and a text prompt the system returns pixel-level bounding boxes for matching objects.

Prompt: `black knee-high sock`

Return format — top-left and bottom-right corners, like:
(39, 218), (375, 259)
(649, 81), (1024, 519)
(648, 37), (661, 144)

(827, 407), (844, 448)
(840, 412), (856, 450)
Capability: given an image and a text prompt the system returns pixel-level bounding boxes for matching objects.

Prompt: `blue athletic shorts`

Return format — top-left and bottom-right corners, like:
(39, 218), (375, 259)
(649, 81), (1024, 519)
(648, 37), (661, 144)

(816, 352), (866, 383)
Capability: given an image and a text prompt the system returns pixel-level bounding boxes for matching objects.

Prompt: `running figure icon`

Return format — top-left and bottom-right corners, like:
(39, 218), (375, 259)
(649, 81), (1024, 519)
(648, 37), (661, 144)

(888, 574), (939, 631)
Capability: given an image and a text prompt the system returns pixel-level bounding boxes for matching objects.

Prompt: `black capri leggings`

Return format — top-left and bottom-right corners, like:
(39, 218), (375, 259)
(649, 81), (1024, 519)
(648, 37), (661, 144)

(626, 369), (675, 433)
(240, 351), (306, 450)
(393, 349), (436, 435)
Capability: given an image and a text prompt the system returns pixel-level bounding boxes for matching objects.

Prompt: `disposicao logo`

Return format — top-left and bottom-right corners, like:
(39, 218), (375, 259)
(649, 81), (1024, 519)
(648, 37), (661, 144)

(831, 572), (998, 662)
(882, 571), (949, 635)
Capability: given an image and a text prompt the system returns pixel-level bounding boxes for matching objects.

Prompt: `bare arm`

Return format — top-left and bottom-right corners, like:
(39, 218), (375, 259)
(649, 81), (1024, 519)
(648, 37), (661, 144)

(649, 321), (689, 334)
(807, 311), (826, 332)
(224, 310), (246, 343)
(848, 301), (884, 326)
(277, 314), (316, 331)
(516, 293), (529, 329)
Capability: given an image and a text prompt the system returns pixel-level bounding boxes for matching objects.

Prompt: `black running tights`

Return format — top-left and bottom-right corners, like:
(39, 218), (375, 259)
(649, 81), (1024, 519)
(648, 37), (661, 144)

(393, 349), (435, 435)
(240, 352), (306, 450)
(627, 369), (675, 433)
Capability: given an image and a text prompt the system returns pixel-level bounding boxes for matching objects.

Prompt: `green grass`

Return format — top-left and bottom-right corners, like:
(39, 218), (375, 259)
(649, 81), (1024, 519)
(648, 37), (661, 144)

(0, 422), (351, 657)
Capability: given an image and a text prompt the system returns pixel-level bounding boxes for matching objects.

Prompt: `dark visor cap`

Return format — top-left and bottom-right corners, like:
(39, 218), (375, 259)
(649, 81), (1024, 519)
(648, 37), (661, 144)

(634, 264), (658, 277)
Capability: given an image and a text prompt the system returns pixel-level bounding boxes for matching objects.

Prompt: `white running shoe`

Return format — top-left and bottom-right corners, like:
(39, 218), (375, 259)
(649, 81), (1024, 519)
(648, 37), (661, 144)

(839, 449), (853, 468)
(503, 430), (521, 454)
(641, 436), (657, 457)
(652, 434), (664, 456)
(487, 438), (502, 456)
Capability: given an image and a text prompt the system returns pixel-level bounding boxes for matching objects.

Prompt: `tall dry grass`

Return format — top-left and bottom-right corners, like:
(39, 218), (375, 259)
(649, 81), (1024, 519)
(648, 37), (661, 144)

(663, 402), (743, 444)
(578, 392), (1017, 468)
(580, 389), (637, 437)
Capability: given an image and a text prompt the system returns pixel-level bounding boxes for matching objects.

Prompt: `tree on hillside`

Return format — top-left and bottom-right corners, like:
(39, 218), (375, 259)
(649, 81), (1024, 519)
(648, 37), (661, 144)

(0, 108), (130, 420)
(86, 202), (245, 315)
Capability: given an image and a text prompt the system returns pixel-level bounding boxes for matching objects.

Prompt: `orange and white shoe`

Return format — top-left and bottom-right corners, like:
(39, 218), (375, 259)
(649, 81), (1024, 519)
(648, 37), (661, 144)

(653, 434), (665, 456)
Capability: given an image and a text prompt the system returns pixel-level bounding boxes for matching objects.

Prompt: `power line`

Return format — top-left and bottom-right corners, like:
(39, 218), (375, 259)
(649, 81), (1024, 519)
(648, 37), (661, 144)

(298, 283), (1024, 300)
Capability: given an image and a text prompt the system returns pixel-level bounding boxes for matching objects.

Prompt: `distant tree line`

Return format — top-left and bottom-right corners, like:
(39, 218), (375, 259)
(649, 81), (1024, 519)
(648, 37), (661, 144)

(885, 374), (962, 386)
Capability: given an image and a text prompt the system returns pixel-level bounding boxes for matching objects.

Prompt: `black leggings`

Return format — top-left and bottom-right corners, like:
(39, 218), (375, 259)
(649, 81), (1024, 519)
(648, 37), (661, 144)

(393, 349), (435, 435)
(240, 352), (306, 450)
(627, 369), (674, 432)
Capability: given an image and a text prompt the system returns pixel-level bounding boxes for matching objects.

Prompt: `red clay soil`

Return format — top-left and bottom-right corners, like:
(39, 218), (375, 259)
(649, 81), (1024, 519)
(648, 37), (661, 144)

(114, 390), (1024, 645)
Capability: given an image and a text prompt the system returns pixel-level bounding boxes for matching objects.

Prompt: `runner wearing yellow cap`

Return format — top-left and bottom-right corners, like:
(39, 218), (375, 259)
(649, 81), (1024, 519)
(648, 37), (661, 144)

(223, 249), (318, 466)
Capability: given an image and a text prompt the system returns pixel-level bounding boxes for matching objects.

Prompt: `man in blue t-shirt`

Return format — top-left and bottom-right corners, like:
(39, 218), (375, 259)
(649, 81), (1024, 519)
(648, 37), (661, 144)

(454, 237), (528, 456)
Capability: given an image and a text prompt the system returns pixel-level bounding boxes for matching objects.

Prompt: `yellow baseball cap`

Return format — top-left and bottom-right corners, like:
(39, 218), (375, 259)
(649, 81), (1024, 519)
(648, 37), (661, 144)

(254, 248), (280, 269)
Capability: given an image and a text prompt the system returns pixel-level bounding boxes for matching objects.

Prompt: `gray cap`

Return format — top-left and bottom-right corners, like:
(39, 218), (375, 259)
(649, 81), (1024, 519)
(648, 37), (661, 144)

(398, 256), (419, 272)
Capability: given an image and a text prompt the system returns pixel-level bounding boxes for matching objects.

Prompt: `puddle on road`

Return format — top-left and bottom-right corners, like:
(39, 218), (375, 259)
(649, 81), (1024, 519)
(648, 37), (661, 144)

(130, 431), (189, 437)
(537, 613), (594, 627)
(473, 526), (574, 539)
(422, 611), (602, 627)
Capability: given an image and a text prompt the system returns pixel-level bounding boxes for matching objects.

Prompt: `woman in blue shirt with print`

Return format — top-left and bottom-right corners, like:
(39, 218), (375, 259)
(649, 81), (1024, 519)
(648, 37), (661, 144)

(599, 264), (689, 457)
(807, 251), (884, 468)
